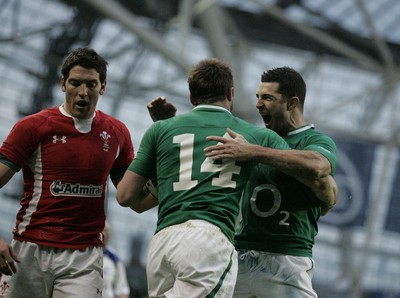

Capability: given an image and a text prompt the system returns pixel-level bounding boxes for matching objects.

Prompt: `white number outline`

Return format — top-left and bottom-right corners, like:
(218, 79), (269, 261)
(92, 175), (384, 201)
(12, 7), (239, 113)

(172, 133), (241, 191)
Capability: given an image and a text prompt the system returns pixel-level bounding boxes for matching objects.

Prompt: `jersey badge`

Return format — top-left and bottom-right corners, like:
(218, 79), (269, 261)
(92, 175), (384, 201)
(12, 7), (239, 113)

(100, 131), (110, 152)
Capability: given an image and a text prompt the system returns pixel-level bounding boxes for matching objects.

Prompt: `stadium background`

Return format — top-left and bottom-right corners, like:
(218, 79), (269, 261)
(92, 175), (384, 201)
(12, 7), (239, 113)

(1, 1), (400, 297)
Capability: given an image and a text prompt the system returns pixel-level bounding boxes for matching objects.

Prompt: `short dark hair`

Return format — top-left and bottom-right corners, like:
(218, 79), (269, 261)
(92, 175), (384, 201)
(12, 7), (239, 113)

(61, 47), (108, 83)
(188, 58), (233, 105)
(261, 67), (306, 107)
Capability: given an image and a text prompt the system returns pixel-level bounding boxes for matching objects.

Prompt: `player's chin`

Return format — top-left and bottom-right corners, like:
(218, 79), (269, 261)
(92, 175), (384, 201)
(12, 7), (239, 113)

(74, 105), (95, 119)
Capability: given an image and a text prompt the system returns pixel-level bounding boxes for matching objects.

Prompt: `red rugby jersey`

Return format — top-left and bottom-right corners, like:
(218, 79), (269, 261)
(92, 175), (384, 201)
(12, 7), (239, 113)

(0, 106), (134, 249)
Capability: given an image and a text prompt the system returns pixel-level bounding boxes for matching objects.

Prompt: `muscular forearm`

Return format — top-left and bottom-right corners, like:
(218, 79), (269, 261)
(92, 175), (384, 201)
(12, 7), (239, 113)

(301, 175), (338, 210)
(204, 129), (331, 181)
(117, 184), (149, 211)
(250, 145), (332, 181)
(128, 191), (158, 213)
(204, 129), (337, 214)
(116, 171), (158, 213)
(252, 145), (338, 215)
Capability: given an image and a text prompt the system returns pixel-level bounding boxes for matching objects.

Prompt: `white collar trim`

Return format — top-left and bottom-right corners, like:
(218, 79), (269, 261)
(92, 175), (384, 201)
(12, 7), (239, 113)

(192, 104), (231, 114)
(59, 105), (95, 133)
(287, 124), (314, 136)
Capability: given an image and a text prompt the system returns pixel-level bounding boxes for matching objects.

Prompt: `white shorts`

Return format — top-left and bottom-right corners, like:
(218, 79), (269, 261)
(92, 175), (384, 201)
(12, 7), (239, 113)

(147, 220), (238, 298)
(233, 250), (317, 298)
(0, 240), (103, 298)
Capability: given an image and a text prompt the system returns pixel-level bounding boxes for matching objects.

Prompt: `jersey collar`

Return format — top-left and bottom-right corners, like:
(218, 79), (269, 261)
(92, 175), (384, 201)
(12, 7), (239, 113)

(192, 104), (232, 114)
(287, 124), (315, 136)
(59, 105), (97, 119)
(59, 105), (95, 133)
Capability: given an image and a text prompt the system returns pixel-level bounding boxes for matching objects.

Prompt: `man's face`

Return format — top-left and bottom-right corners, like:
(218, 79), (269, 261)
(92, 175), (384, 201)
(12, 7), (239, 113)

(61, 65), (106, 119)
(255, 82), (289, 136)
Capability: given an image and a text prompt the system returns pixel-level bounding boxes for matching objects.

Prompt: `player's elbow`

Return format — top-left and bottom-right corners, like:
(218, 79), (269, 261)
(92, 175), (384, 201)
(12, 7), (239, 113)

(116, 191), (132, 207)
(310, 159), (332, 179)
(129, 204), (147, 213)
(117, 191), (148, 213)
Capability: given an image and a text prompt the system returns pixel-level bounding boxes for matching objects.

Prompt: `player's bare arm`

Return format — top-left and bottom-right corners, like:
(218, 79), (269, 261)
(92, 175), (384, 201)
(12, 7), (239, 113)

(205, 128), (331, 181)
(297, 174), (338, 215)
(0, 162), (16, 188)
(147, 96), (177, 122)
(205, 128), (338, 210)
(205, 129), (338, 214)
(116, 170), (158, 213)
(310, 175), (338, 215)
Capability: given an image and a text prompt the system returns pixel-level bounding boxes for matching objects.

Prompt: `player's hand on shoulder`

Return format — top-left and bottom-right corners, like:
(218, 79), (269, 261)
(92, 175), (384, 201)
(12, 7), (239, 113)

(147, 96), (177, 122)
(205, 128), (254, 161)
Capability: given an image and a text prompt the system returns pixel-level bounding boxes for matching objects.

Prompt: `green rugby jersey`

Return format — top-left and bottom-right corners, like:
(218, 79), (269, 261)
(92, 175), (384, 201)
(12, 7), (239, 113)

(234, 125), (337, 257)
(129, 105), (290, 242)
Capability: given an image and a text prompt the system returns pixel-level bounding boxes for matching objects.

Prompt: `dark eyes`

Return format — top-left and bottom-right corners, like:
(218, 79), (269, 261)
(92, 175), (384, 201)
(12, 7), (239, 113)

(86, 82), (98, 88)
(70, 80), (98, 88)
(256, 95), (272, 100)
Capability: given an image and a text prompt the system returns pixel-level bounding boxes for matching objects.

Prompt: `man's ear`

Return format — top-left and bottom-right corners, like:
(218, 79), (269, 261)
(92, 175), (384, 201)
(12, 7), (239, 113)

(99, 81), (107, 95)
(287, 96), (299, 110)
(227, 87), (234, 101)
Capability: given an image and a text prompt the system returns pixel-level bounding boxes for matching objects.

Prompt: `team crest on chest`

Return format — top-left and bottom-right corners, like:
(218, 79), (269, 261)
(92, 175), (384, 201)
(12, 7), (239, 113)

(100, 131), (111, 152)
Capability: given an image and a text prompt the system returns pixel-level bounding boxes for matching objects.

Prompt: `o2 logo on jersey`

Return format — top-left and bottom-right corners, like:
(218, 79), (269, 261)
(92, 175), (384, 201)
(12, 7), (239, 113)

(249, 184), (290, 226)
(250, 184), (281, 217)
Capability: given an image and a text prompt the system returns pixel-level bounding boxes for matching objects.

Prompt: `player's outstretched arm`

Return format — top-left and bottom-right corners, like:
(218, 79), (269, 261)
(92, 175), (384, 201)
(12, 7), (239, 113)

(147, 96), (177, 122)
(205, 128), (337, 214)
(116, 170), (158, 213)
(206, 128), (331, 180)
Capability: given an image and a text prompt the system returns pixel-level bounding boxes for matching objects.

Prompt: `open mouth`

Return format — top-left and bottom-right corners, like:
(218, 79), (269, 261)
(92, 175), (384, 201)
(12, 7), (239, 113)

(261, 113), (272, 126)
(76, 100), (88, 108)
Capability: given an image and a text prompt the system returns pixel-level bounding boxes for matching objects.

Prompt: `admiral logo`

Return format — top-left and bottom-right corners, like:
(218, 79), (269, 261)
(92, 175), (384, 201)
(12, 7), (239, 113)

(53, 135), (67, 143)
(50, 180), (103, 197)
